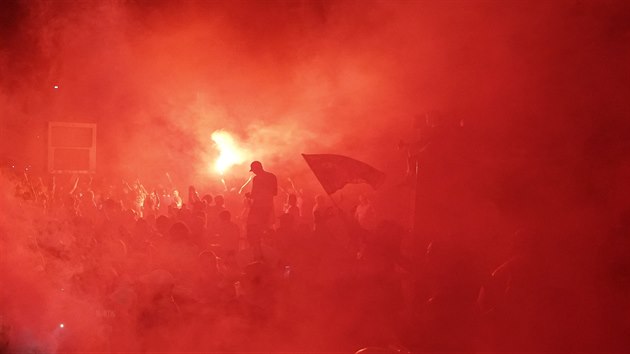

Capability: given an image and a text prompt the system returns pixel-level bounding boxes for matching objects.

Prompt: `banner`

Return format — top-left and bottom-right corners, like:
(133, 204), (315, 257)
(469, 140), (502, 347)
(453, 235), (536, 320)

(302, 153), (386, 194)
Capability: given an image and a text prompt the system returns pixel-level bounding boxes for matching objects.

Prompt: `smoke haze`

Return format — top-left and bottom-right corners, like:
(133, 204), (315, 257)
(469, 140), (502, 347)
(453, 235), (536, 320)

(1, 0), (630, 352)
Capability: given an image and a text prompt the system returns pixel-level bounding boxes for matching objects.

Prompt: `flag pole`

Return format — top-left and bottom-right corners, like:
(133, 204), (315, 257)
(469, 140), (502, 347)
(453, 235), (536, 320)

(327, 191), (344, 214)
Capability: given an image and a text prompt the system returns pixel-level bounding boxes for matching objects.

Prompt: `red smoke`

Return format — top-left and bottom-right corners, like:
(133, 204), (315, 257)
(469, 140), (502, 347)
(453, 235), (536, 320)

(1, 0), (630, 352)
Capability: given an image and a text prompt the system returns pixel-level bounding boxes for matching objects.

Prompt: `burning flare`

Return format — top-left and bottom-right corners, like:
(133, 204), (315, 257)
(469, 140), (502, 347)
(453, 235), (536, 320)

(211, 130), (246, 175)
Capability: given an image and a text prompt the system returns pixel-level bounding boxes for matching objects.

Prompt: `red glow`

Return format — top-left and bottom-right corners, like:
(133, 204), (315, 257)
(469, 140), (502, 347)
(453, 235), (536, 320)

(1, 0), (629, 353)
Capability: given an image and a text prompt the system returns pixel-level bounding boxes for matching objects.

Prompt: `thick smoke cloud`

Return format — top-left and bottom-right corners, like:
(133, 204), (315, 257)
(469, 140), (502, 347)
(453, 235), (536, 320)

(1, 0), (630, 352)
(1, 1), (628, 196)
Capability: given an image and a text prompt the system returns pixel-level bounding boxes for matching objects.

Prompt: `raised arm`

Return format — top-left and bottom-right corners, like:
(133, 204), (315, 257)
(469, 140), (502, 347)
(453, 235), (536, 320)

(69, 175), (80, 195)
(238, 175), (253, 195)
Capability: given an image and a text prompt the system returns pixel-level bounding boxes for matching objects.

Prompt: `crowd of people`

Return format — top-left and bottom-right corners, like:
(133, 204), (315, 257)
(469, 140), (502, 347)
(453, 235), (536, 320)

(1, 159), (629, 353)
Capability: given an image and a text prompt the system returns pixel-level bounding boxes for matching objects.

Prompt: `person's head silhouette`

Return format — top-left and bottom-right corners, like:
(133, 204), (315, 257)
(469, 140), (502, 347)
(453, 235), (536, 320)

(249, 161), (264, 175)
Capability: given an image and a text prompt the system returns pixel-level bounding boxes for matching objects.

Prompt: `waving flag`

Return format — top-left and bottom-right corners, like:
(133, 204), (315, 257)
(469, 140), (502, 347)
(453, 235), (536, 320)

(302, 153), (386, 194)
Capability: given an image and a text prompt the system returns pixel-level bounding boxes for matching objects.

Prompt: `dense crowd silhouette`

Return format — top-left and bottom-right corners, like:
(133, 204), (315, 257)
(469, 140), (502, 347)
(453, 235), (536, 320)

(1, 161), (629, 353)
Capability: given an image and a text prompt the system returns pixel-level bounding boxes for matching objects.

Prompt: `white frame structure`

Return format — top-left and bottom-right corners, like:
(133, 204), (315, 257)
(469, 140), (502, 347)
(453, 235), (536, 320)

(48, 122), (97, 174)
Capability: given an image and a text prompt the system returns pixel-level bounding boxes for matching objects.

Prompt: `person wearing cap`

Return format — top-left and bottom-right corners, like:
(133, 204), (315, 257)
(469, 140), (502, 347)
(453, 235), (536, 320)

(246, 161), (277, 259)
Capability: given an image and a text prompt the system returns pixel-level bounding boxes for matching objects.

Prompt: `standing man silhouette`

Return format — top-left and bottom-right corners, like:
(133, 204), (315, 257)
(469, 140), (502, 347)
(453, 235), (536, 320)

(246, 161), (277, 259)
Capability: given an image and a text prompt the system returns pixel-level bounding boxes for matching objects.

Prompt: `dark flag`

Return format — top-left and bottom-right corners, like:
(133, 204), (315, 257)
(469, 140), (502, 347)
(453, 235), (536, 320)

(302, 153), (386, 194)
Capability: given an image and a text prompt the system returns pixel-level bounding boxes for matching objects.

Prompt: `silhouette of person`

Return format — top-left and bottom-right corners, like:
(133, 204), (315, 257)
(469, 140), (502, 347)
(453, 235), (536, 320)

(355, 194), (377, 231)
(246, 161), (277, 259)
(283, 193), (301, 223)
(216, 210), (240, 257)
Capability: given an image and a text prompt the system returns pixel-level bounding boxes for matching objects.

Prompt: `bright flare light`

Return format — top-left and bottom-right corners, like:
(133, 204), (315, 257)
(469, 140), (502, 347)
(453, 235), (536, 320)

(211, 130), (246, 175)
